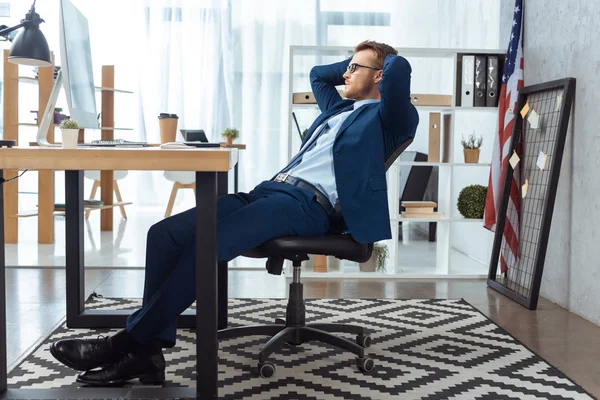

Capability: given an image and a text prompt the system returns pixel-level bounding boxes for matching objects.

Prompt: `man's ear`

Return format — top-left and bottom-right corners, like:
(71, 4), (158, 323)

(374, 70), (383, 84)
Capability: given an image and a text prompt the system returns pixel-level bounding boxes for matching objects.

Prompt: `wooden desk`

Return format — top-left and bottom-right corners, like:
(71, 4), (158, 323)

(16, 142), (247, 244)
(0, 146), (237, 399)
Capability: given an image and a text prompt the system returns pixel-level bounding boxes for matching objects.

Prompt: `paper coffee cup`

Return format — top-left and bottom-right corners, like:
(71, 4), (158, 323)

(61, 129), (79, 149)
(159, 113), (179, 143)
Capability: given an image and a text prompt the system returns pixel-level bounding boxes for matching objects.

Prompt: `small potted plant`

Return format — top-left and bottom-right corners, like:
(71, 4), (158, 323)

(59, 119), (80, 149)
(359, 243), (388, 272)
(461, 132), (483, 163)
(457, 184), (487, 219)
(221, 127), (239, 145)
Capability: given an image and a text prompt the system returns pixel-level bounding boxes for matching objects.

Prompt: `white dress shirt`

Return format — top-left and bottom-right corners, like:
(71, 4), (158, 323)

(288, 99), (380, 206)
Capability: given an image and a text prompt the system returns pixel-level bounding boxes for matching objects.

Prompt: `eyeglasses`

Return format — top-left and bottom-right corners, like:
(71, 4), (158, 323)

(346, 63), (381, 74)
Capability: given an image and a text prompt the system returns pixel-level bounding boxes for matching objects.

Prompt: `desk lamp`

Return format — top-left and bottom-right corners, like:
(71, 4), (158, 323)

(0, 0), (52, 148)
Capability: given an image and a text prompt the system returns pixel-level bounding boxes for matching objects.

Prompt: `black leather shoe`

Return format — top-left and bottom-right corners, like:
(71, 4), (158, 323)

(76, 350), (166, 386)
(50, 335), (119, 371)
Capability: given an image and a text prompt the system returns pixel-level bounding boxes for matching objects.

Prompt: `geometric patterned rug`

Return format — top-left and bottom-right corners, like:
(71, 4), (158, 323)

(8, 296), (595, 399)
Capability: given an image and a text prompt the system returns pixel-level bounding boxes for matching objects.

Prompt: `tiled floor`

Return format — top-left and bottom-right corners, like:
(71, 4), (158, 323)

(6, 267), (600, 397)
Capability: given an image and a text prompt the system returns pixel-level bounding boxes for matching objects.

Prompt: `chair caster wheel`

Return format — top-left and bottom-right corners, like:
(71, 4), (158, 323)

(356, 357), (374, 373)
(258, 362), (276, 378)
(275, 318), (286, 325)
(356, 334), (372, 348)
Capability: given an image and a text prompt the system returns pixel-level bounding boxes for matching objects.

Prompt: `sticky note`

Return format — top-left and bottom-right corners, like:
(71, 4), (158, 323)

(522, 179), (529, 198)
(537, 151), (548, 170)
(528, 109), (541, 129)
(556, 94), (562, 111)
(509, 151), (520, 169)
(520, 102), (530, 118)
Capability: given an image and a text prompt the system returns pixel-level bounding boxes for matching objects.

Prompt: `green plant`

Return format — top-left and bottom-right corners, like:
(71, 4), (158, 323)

(373, 243), (389, 272)
(221, 127), (239, 140)
(461, 132), (483, 149)
(457, 184), (487, 219)
(59, 119), (79, 130)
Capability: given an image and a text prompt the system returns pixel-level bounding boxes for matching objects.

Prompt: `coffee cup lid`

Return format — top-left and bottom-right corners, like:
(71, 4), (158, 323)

(159, 113), (178, 119)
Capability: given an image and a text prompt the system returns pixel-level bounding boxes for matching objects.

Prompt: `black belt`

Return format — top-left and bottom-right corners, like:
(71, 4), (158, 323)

(272, 173), (334, 215)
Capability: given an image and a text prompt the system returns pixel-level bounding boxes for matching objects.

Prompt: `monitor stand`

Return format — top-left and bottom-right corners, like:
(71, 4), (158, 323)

(36, 69), (63, 147)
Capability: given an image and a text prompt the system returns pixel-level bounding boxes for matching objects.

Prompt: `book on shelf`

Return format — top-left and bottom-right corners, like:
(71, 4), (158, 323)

(402, 211), (441, 219)
(401, 201), (437, 208)
(401, 201), (438, 218)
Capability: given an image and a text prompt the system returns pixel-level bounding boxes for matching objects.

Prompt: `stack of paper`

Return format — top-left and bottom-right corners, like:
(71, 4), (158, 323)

(401, 201), (441, 218)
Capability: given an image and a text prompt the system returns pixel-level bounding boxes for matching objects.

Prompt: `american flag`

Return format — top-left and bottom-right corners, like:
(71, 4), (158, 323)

(484, 0), (524, 274)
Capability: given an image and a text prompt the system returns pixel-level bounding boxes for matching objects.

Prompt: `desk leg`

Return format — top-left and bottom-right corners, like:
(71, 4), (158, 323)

(0, 170), (7, 392)
(217, 172), (228, 330)
(195, 171), (218, 399)
(65, 171), (85, 327)
(234, 163), (239, 194)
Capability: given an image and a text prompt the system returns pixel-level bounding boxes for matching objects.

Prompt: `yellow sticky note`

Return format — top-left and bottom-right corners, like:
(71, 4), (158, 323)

(522, 179), (529, 198)
(528, 109), (541, 129)
(556, 94), (563, 111)
(520, 102), (530, 118)
(509, 151), (520, 169)
(537, 151), (548, 170)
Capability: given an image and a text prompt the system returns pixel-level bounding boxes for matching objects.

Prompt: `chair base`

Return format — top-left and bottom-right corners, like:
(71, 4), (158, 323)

(218, 281), (374, 376)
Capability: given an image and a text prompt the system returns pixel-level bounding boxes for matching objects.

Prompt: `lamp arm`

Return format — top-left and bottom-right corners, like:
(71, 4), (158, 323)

(0, 22), (27, 39)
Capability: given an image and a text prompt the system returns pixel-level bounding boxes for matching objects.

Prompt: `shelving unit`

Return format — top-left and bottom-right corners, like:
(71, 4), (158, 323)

(287, 45), (504, 278)
(2, 50), (134, 244)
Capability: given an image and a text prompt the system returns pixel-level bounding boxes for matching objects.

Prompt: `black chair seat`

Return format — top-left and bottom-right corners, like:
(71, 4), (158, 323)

(244, 234), (373, 263)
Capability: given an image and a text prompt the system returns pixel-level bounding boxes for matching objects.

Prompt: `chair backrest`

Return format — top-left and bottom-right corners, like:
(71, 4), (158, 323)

(385, 138), (413, 171)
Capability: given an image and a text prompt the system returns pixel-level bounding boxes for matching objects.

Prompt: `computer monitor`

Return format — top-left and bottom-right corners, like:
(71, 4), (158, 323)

(36, 0), (98, 145)
(59, 0), (98, 128)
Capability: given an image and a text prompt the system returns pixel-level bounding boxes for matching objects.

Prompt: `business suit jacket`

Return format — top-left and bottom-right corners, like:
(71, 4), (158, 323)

(304, 55), (419, 243)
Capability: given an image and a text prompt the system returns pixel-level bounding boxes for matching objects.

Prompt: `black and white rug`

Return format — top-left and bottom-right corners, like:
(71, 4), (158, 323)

(8, 297), (594, 399)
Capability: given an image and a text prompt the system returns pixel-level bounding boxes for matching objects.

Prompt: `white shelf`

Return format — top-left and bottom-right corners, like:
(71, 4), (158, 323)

(292, 102), (453, 112)
(396, 216), (448, 222)
(289, 45), (505, 59)
(288, 272), (487, 279)
(453, 163), (491, 167)
(455, 106), (498, 111)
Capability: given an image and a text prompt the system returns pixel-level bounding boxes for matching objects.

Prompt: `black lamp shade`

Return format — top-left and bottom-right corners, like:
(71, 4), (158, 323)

(8, 26), (52, 67)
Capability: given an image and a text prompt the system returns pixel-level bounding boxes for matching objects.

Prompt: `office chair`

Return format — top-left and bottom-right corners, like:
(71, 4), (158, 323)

(219, 138), (413, 378)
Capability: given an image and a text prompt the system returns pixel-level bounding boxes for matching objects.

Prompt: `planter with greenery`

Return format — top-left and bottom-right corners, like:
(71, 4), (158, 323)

(457, 184), (487, 219)
(59, 119), (80, 148)
(221, 127), (239, 145)
(461, 132), (483, 163)
(359, 243), (388, 272)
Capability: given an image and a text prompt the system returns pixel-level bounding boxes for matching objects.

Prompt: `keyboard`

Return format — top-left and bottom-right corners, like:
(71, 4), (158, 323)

(80, 139), (148, 147)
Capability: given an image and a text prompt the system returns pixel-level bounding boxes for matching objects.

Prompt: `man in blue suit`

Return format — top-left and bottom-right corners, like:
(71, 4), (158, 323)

(49, 40), (419, 385)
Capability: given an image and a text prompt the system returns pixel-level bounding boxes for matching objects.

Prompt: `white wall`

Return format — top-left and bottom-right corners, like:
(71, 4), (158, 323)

(522, 0), (600, 325)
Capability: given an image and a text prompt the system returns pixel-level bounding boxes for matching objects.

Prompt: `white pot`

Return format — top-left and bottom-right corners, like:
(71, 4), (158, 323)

(359, 256), (377, 272)
(61, 128), (79, 149)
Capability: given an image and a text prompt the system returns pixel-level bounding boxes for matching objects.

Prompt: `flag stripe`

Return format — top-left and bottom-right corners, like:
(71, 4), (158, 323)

(484, 0), (524, 275)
